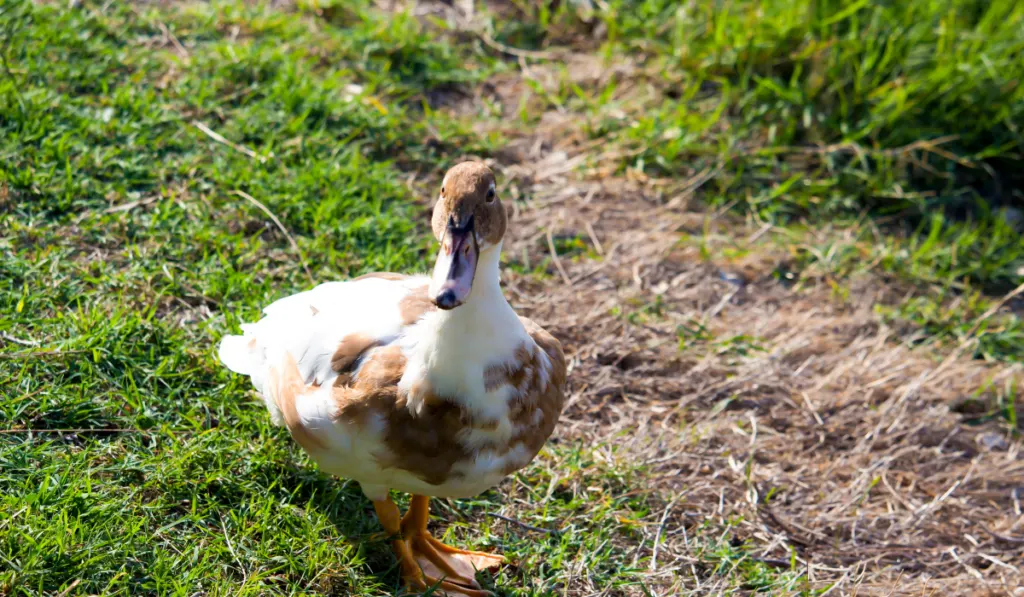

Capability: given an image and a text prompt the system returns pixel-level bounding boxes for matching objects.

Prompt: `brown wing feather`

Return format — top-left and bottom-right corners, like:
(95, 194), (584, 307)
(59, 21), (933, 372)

(329, 284), (437, 379)
(270, 353), (329, 452)
(507, 316), (567, 467)
(332, 345), (474, 485)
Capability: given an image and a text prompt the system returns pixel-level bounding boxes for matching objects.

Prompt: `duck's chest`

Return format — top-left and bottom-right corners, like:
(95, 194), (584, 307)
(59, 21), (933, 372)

(397, 311), (531, 419)
(397, 345), (513, 423)
(326, 314), (562, 498)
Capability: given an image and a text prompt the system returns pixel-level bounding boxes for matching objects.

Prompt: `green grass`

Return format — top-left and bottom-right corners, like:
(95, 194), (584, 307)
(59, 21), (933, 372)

(0, 2), (507, 594)
(500, 0), (1024, 206)
(490, 0), (1024, 362)
(3, 0), (1023, 595)
(0, 2), (777, 595)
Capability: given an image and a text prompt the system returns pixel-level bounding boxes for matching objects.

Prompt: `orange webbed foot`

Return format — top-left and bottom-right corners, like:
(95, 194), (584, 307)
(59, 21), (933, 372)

(374, 495), (504, 596)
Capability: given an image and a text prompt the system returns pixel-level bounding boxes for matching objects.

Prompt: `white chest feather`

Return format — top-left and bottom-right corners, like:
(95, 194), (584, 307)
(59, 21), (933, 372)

(399, 286), (531, 421)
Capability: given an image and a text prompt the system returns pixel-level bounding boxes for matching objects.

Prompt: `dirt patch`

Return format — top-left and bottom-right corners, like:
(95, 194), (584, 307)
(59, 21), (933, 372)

(453, 90), (1023, 597)
(373, 4), (1024, 592)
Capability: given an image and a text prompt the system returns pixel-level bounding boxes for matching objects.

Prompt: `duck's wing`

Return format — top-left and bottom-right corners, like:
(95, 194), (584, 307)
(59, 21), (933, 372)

(217, 273), (434, 411)
(508, 316), (567, 451)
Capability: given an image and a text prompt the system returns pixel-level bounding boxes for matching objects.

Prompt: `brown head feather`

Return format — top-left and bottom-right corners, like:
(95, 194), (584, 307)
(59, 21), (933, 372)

(431, 162), (507, 246)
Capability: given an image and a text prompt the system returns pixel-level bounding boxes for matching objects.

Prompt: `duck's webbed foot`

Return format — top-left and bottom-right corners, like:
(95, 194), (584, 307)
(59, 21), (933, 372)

(373, 495), (503, 596)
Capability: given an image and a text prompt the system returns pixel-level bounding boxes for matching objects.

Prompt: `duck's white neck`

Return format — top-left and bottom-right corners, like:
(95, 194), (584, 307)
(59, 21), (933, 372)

(435, 241), (509, 326)
(425, 241), (528, 365)
(404, 240), (530, 416)
(468, 243), (504, 303)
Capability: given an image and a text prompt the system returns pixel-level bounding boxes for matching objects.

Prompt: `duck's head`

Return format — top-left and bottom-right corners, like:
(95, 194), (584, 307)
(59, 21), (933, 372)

(429, 161), (507, 310)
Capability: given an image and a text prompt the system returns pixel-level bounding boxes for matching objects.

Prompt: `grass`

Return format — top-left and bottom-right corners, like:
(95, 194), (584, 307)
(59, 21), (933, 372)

(2, 0), (1023, 595)
(503, 0), (1024, 194)
(492, 0), (1023, 359)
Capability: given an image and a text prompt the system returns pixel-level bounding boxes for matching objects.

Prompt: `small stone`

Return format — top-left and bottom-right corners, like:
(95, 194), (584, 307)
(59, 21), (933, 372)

(976, 432), (1009, 452)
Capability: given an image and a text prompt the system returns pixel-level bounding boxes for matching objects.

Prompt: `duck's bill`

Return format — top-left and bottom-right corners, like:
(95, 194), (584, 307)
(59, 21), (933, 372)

(431, 217), (478, 310)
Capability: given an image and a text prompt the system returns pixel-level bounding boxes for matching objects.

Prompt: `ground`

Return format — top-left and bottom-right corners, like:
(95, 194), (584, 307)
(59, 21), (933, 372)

(1, 1), (1023, 596)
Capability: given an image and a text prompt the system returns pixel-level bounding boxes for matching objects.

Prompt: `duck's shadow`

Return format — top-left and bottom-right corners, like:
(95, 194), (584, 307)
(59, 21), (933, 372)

(256, 460), (514, 596)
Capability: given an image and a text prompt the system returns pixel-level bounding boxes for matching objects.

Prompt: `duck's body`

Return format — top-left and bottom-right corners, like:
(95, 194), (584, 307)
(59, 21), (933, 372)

(218, 267), (564, 502)
(218, 162), (566, 596)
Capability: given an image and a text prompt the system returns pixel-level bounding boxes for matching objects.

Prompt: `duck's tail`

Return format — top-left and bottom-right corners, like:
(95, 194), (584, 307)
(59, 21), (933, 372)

(217, 328), (284, 426)
(217, 333), (256, 375)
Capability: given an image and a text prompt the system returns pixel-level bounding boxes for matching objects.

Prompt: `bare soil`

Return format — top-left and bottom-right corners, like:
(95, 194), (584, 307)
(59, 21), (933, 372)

(389, 3), (1024, 593)
(496, 119), (1024, 596)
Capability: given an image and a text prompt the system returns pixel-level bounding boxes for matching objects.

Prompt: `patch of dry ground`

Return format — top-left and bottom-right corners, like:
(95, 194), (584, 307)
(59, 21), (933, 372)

(379, 3), (1024, 593)
(497, 139), (1024, 595)
(401, 35), (1024, 597)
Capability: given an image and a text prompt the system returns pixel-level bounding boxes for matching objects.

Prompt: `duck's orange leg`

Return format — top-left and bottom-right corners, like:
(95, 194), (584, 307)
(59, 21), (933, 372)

(373, 496), (503, 597)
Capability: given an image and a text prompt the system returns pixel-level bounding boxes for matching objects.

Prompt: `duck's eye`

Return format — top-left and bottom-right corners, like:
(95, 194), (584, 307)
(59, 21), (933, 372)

(440, 186), (445, 196)
(486, 188), (496, 203)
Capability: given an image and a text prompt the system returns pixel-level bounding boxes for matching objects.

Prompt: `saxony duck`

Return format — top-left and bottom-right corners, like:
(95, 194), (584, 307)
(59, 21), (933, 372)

(218, 161), (567, 596)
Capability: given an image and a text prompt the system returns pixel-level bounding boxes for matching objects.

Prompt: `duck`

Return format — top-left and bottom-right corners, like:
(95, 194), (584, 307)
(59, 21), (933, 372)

(217, 161), (567, 596)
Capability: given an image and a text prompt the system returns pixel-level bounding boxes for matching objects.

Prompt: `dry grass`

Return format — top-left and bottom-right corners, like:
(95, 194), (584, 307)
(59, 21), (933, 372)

(497, 126), (1023, 595)
(396, 38), (1024, 589)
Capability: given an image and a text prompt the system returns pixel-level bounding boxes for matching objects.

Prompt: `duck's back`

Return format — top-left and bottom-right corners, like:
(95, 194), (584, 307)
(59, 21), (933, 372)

(217, 274), (431, 407)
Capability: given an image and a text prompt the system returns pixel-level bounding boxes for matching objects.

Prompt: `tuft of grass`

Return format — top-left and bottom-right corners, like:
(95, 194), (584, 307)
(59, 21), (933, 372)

(675, 319), (768, 363)
(953, 376), (1023, 432)
(502, 0), (1024, 214)
(774, 213), (1024, 361)
(879, 292), (1024, 362)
